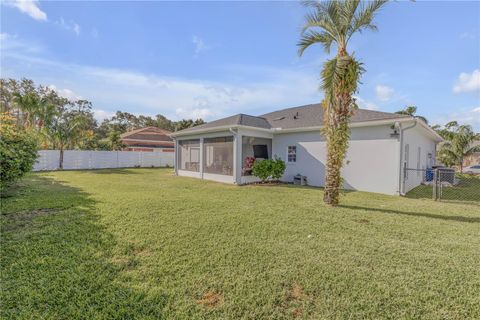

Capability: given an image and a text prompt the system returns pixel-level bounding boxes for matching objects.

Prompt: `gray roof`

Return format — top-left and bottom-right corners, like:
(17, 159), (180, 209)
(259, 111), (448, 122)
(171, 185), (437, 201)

(174, 103), (411, 134)
(261, 103), (410, 129)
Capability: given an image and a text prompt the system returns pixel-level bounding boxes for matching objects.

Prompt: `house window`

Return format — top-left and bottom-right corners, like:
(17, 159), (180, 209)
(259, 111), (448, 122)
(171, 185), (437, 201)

(287, 145), (296, 163)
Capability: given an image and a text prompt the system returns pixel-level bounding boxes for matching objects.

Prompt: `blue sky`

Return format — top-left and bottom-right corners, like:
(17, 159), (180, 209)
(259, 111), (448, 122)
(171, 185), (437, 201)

(1, 0), (479, 130)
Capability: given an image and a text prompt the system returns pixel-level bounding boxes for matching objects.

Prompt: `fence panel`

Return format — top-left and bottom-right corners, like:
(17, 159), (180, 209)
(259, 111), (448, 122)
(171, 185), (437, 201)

(33, 150), (174, 171)
(436, 169), (480, 203)
(33, 150), (61, 171)
(117, 151), (141, 168)
(405, 167), (480, 203)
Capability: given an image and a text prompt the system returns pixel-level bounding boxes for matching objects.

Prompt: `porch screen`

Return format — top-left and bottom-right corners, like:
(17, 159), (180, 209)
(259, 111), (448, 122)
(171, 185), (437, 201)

(178, 139), (200, 172)
(203, 136), (234, 176)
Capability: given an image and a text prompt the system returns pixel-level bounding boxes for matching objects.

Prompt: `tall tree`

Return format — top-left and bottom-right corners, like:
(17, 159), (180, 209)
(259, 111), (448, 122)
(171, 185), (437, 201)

(108, 131), (125, 151)
(174, 118), (205, 131)
(298, 0), (388, 205)
(435, 122), (480, 171)
(45, 108), (90, 169)
(395, 106), (428, 124)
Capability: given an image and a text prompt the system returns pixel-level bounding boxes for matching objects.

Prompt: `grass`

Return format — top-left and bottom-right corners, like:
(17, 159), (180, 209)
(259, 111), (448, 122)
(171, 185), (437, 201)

(1, 168), (479, 319)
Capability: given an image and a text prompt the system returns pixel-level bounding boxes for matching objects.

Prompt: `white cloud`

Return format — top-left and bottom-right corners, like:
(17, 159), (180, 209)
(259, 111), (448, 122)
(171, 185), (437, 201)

(57, 18), (81, 36)
(375, 85), (394, 102)
(432, 107), (480, 132)
(2, 34), (322, 121)
(73, 23), (81, 36)
(91, 28), (99, 39)
(3, 0), (47, 21)
(453, 69), (480, 93)
(176, 107), (215, 120)
(192, 35), (209, 57)
(0, 32), (44, 53)
(460, 32), (476, 40)
(93, 109), (115, 122)
(47, 85), (82, 100)
(354, 96), (378, 110)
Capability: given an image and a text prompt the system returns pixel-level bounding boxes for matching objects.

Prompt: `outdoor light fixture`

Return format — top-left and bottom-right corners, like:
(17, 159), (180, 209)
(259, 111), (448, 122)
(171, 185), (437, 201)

(390, 124), (400, 138)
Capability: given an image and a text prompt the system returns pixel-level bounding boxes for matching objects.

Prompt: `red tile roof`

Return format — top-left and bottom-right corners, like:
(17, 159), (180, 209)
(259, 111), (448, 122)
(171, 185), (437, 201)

(121, 127), (174, 148)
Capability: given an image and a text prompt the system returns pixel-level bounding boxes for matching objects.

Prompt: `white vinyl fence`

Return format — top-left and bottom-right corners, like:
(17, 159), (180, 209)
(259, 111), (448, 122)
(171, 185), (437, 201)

(33, 150), (174, 171)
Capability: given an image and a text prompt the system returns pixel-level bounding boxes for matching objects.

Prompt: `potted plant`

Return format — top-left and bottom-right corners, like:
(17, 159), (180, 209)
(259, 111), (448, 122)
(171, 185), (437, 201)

(243, 156), (255, 175)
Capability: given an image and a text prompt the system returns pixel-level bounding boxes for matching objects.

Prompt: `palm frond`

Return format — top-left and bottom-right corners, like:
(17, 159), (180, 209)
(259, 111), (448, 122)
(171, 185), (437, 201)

(339, 0), (361, 36)
(321, 55), (364, 98)
(298, 30), (335, 55)
(348, 0), (388, 40)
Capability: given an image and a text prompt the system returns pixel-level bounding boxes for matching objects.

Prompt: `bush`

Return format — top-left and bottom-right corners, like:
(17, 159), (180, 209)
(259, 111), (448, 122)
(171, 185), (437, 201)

(251, 157), (286, 182)
(0, 113), (39, 191)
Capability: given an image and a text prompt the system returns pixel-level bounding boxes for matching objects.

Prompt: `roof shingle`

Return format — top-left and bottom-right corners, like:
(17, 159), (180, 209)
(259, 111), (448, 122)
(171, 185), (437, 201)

(173, 103), (411, 135)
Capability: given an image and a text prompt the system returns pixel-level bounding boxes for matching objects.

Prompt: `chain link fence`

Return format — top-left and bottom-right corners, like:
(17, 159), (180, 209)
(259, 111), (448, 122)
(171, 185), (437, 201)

(405, 168), (480, 204)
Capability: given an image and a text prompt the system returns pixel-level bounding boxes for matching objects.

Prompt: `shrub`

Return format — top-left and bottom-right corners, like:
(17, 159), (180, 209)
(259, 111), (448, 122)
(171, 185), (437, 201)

(0, 113), (39, 191)
(251, 157), (286, 182)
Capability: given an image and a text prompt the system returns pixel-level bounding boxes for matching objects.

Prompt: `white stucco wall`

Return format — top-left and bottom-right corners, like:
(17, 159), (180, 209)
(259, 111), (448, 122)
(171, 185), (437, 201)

(272, 125), (402, 195)
(174, 122), (438, 195)
(402, 124), (437, 193)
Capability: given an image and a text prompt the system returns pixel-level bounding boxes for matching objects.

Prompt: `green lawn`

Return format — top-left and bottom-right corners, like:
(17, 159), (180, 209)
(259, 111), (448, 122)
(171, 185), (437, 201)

(1, 168), (479, 319)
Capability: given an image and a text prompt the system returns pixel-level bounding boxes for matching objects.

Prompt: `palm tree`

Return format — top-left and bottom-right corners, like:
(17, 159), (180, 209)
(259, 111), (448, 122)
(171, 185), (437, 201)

(298, 0), (388, 206)
(108, 130), (125, 151)
(395, 106), (428, 124)
(13, 92), (40, 129)
(46, 112), (88, 169)
(436, 123), (480, 172)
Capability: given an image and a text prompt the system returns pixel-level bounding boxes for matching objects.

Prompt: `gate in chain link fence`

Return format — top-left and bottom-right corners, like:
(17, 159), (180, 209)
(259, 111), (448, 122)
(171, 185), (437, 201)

(404, 167), (480, 203)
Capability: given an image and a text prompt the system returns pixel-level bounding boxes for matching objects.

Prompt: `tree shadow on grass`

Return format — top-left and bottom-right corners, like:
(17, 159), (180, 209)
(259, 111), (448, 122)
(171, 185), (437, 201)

(0, 176), (167, 319)
(339, 205), (480, 223)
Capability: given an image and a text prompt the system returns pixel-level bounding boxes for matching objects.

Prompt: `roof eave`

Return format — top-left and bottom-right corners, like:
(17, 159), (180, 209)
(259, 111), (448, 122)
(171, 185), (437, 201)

(170, 124), (272, 137)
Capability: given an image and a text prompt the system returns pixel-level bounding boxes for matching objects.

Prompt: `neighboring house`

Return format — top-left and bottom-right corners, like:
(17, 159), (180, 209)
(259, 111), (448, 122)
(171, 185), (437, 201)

(170, 103), (443, 195)
(121, 127), (174, 152)
(463, 140), (480, 167)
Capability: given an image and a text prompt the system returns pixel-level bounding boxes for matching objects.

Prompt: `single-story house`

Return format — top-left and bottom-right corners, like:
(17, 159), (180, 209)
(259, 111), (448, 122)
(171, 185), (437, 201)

(170, 103), (443, 195)
(121, 127), (174, 152)
(463, 141), (480, 167)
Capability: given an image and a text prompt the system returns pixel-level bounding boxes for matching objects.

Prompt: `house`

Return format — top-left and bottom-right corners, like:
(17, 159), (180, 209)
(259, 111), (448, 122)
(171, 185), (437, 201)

(170, 104), (443, 195)
(463, 141), (480, 167)
(121, 127), (174, 152)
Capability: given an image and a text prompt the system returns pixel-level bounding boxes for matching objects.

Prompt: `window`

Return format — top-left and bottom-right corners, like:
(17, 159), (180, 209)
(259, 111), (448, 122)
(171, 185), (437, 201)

(203, 136), (234, 175)
(178, 139), (200, 172)
(253, 145), (268, 159)
(287, 145), (296, 163)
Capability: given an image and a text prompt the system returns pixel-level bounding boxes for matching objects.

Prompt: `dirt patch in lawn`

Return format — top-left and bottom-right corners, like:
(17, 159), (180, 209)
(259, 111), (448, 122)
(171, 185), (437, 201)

(283, 283), (310, 318)
(285, 283), (306, 302)
(197, 290), (224, 308)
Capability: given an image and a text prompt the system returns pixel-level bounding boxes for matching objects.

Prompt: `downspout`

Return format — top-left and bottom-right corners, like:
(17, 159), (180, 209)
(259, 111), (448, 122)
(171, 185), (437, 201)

(398, 119), (418, 195)
(229, 128), (238, 184)
(172, 137), (178, 176)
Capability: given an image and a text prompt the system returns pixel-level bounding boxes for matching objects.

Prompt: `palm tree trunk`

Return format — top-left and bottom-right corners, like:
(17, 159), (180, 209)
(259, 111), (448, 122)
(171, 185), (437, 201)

(59, 145), (64, 170)
(323, 50), (354, 206)
(323, 94), (351, 206)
